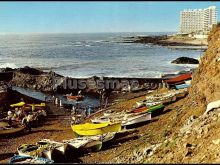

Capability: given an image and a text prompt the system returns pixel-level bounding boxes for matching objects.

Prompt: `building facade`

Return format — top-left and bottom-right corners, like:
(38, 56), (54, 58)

(180, 6), (217, 34)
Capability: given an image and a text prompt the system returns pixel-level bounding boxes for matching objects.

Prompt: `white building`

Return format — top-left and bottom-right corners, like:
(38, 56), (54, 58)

(180, 6), (217, 34)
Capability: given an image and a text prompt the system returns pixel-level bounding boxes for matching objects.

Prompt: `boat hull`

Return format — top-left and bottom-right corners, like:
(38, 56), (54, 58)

(9, 155), (54, 164)
(72, 122), (122, 136)
(122, 113), (151, 126)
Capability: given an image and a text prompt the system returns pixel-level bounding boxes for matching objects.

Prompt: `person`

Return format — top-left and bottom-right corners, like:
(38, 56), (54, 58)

(22, 113), (33, 132)
(86, 106), (92, 117)
(7, 110), (13, 126)
(71, 115), (76, 124)
(59, 99), (63, 107)
(128, 84), (131, 92)
(55, 97), (59, 106)
(71, 105), (76, 115)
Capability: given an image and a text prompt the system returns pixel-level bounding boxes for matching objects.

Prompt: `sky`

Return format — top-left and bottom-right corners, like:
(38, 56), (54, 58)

(0, 1), (220, 33)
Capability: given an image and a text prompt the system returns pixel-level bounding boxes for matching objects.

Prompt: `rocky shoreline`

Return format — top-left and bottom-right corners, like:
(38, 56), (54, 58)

(0, 66), (164, 95)
(121, 35), (208, 49)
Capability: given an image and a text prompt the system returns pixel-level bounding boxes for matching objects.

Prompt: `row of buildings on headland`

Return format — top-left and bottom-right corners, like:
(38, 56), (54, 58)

(178, 6), (217, 39)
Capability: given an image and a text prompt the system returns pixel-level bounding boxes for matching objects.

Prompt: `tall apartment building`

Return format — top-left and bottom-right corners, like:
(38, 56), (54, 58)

(180, 6), (217, 34)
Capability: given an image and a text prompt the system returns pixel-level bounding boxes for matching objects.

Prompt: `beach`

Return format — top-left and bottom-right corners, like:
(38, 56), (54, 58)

(0, 33), (213, 164)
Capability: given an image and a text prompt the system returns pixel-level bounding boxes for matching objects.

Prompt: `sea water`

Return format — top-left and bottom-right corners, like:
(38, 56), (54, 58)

(0, 32), (202, 78)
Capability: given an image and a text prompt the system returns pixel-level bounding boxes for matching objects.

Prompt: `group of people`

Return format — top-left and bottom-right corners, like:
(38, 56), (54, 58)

(51, 96), (63, 107)
(6, 106), (34, 132)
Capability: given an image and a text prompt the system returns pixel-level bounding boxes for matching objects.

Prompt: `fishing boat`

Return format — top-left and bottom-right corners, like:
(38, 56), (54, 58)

(122, 112), (152, 126)
(175, 89), (188, 98)
(36, 139), (67, 155)
(27, 103), (46, 107)
(132, 106), (149, 113)
(91, 116), (111, 124)
(175, 83), (191, 90)
(65, 95), (84, 101)
(10, 102), (26, 107)
(17, 144), (43, 157)
(161, 70), (191, 79)
(71, 122), (122, 136)
(0, 122), (25, 135)
(9, 155), (54, 164)
(147, 104), (165, 113)
(63, 137), (102, 152)
(160, 95), (176, 104)
(164, 73), (192, 84)
(135, 101), (145, 108)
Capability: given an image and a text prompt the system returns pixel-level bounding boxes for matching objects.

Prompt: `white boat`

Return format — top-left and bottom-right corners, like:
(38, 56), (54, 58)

(37, 139), (68, 155)
(145, 101), (162, 107)
(17, 144), (43, 157)
(63, 137), (102, 151)
(136, 101), (145, 108)
(91, 116), (111, 123)
(41, 147), (54, 160)
(122, 112), (152, 126)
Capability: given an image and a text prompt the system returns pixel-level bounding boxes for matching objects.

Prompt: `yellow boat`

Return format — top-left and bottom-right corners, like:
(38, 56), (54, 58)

(10, 102), (25, 107)
(27, 103), (46, 107)
(71, 122), (122, 136)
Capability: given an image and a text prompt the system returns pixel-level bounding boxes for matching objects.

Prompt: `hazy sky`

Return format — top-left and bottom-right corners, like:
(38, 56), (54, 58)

(0, 1), (219, 33)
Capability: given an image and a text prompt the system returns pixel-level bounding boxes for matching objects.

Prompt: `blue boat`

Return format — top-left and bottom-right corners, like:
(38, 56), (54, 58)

(175, 84), (191, 90)
(9, 155), (54, 164)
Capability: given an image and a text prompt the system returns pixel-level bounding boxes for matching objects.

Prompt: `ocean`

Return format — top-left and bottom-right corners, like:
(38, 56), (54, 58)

(0, 32), (202, 78)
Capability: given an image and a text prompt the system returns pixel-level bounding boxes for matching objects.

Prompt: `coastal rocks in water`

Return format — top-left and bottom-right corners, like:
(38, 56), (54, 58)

(171, 57), (199, 64)
(18, 66), (43, 75)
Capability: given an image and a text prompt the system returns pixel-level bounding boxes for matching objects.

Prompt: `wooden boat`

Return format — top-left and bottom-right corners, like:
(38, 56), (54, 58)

(175, 89), (188, 98)
(63, 137), (102, 152)
(0, 122), (25, 135)
(147, 104), (165, 113)
(72, 122), (122, 136)
(122, 112), (152, 126)
(164, 73), (192, 84)
(175, 84), (191, 90)
(27, 103), (46, 107)
(9, 155), (54, 164)
(91, 116), (111, 124)
(39, 147), (54, 160)
(135, 101), (145, 108)
(162, 95), (176, 104)
(132, 106), (149, 113)
(161, 70), (191, 79)
(10, 102), (25, 107)
(17, 144), (43, 157)
(145, 101), (162, 107)
(65, 95), (84, 101)
(36, 139), (67, 155)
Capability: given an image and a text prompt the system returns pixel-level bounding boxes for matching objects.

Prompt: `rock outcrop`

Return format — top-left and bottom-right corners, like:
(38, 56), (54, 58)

(171, 57), (199, 64)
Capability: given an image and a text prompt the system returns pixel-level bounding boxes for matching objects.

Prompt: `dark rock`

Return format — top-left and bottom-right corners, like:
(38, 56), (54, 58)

(18, 66), (43, 75)
(171, 57), (199, 64)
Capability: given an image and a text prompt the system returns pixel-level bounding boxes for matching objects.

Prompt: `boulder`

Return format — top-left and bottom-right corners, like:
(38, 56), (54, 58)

(171, 57), (199, 64)
(18, 66), (43, 75)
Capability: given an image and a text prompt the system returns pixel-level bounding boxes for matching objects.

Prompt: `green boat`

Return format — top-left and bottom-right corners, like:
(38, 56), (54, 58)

(147, 104), (165, 113)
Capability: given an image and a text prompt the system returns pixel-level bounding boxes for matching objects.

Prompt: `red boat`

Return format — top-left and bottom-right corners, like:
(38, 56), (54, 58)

(66, 95), (84, 101)
(164, 73), (192, 84)
(132, 106), (149, 113)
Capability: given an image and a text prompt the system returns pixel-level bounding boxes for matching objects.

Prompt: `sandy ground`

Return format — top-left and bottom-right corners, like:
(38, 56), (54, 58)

(0, 89), (182, 164)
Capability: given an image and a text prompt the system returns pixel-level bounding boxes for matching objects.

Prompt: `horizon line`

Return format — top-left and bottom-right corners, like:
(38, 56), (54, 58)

(0, 31), (177, 35)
